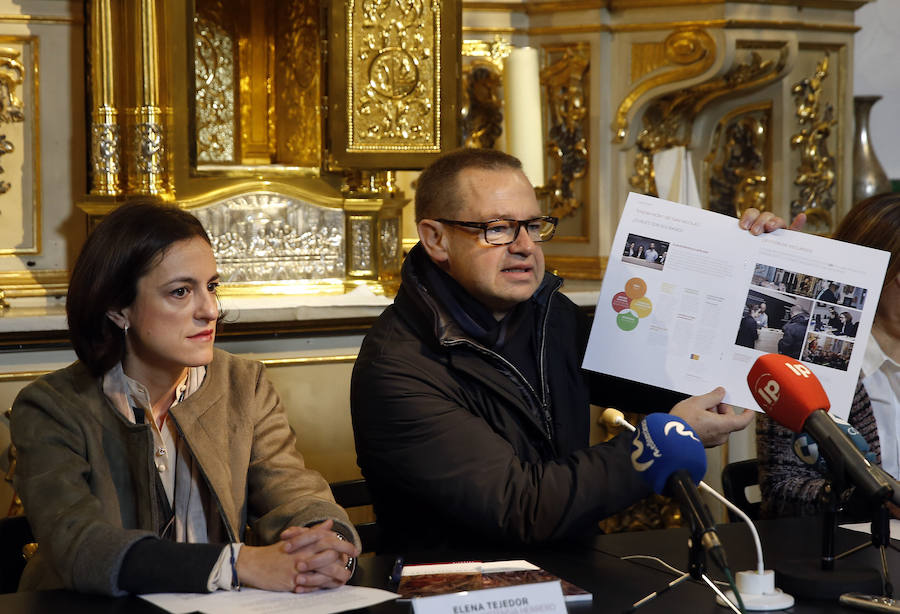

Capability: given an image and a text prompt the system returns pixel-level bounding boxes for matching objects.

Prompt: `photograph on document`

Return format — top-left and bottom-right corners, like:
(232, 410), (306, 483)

(801, 331), (853, 371)
(733, 288), (813, 356)
(751, 264), (870, 311)
(622, 233), (668, 270)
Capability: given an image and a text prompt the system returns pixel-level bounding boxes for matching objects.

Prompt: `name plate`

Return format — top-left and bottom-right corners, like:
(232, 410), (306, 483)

(412, 581), (567, 614)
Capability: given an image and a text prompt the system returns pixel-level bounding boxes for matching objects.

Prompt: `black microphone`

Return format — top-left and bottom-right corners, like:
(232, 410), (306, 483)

(631, 413), (729, 573)
(748, 353), (892, 504)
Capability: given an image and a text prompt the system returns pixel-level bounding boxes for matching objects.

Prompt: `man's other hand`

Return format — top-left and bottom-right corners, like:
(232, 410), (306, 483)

(669, 387), (755, 447)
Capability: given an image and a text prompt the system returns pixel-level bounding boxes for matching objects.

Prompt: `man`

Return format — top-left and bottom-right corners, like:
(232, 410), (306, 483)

(754, 302), (768, 329)
(778, 304), (810, 358)
(351, 149), (800, 552)
(644, 242), (659, 263)
(817, 282), (838, 304)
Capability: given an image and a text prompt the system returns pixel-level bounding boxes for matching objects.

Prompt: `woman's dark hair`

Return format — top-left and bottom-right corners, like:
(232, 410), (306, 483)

(67, 200), (211, 376)
(833, 192), (900, 288)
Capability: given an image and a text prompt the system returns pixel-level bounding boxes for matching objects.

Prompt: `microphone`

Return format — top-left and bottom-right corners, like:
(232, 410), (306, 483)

(631, 413), (729, 573)
(793, 419), (876, 470)
(600, 408), (635, 432)
(747, 353), (892, 504)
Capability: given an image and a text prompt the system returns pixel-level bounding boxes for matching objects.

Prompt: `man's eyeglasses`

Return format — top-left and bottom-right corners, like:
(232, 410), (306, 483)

(434, 216), (559, 245)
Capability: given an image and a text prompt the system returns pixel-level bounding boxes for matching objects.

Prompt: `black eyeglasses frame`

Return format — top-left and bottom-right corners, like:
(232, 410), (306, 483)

(433, 216), (559, 245)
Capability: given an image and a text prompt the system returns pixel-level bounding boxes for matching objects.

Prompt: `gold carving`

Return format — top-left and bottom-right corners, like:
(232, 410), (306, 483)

(237, 2), (272, 163)
(631, 41), (669, 84)
(541, 44), (589, 219)
(461, 38), (510, 150)
(127, 0), (171, 197)
(628, 48), (787, 196)
(790, 54), (836, 234)
(127, 106), (168, 195)
(346, 0), (441, 151)
(89, 0), (120, 195)
(194, 2), (236, 164)
(91, 109), (120, 182)
(274, 0), (321, 166)
(707, 105), (772, 218)
(461, 38), (511, 72)
(613, 29), (716, 144)
(0, 47), (24, 195)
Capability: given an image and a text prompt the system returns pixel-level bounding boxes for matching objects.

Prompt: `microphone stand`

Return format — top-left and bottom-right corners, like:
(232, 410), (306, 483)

(775, 476), (883, 599)
(627, 524), (743, 614)
(834, 502), (894, 598)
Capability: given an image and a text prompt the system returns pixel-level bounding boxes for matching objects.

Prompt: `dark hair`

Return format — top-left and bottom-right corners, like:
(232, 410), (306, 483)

(414, 148), (523, 221)
(833, 193), (900, 287)
(67, 200), (211, 376)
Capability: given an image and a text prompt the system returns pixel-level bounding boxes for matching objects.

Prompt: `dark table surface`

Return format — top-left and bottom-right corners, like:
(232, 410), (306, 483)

(1, 516), (896, 613)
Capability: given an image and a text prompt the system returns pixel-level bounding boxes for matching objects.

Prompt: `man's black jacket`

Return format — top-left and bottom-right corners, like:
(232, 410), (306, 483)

(351, 244), (685, 552)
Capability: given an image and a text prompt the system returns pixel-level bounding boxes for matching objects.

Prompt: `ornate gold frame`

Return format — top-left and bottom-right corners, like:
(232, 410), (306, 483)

(327, 0), (461, 169)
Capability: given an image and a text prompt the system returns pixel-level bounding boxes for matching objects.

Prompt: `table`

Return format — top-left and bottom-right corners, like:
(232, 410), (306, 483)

(1, 517), (896, 613)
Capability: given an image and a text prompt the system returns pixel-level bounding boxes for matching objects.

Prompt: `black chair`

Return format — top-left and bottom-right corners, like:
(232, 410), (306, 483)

(721, 459), (761, 522)
(330, 479), (380, 554)
(0, 515), (35, 593)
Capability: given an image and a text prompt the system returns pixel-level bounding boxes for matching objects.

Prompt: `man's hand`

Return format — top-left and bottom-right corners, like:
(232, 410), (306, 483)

(739, 208), (806, 235)
(236, 518), (360, 593)
(669, 387), (754, 447)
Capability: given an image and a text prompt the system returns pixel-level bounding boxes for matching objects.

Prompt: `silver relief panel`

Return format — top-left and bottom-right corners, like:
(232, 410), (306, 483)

(379, 217), (399, 272)
(191, 192), (345, 282)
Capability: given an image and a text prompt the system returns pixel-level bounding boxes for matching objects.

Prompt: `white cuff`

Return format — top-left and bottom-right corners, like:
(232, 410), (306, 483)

(208, 543), (243, 591)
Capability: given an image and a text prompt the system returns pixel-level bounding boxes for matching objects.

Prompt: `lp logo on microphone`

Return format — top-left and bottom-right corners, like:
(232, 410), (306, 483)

(754, 375), (780, 409)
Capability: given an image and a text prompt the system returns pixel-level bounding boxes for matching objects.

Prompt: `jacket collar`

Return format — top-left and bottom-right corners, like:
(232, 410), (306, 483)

(396, 243), (563, 349)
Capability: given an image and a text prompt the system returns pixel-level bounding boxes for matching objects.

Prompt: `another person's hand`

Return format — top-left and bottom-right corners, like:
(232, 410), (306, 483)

(739, 208), (806, 235)
(669, 387), (754, 447)
(236, 518), (359, 593)
(279, 519), (360, 592)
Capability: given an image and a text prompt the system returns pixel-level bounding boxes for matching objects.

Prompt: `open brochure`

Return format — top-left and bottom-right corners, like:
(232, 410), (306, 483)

(582, 192), (891, 419)
(396, 560), (591, 602)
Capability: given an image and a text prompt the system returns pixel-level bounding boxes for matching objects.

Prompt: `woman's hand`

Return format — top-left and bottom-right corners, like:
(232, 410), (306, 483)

(739, 208), (806, 235)
(236, 519), (360, 593)
(279, 519), (360, 592)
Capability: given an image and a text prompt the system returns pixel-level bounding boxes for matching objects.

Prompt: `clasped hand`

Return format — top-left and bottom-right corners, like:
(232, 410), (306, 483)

(235, 518), (360, 593)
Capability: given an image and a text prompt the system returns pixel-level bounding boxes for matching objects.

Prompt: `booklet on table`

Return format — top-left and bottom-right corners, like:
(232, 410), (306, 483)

(396, 560), (591, 602)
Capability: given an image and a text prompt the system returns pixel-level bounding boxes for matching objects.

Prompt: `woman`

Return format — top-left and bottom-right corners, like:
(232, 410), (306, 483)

(10, 202), (360, 595)
(735, 305), (760, 349)
(839, 311), (858, 337)
(757, 193), (900, 518)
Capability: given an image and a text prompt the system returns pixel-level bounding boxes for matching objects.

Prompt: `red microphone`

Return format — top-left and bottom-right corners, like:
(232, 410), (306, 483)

(747, 353), (891, 503)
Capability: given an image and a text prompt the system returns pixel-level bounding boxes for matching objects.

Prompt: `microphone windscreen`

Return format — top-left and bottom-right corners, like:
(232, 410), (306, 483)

(792, 419), (876, 469)
(631, 413), (706, 495)
(747, 353), (830, 433)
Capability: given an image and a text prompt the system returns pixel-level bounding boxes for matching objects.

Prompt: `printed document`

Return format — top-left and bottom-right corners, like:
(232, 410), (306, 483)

(582, 192), (890, 418)
(140, 585), (399, 614)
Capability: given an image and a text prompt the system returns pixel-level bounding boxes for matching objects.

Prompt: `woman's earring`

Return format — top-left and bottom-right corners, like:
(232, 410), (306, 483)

(123, 324), (129, 336)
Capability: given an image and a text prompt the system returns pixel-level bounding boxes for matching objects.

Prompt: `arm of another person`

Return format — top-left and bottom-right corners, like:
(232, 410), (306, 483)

(756, 381), (880, 518)
(756, 413), (829, 518)
(240, 364), (360, 592)
(351, 352), (651, 545)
